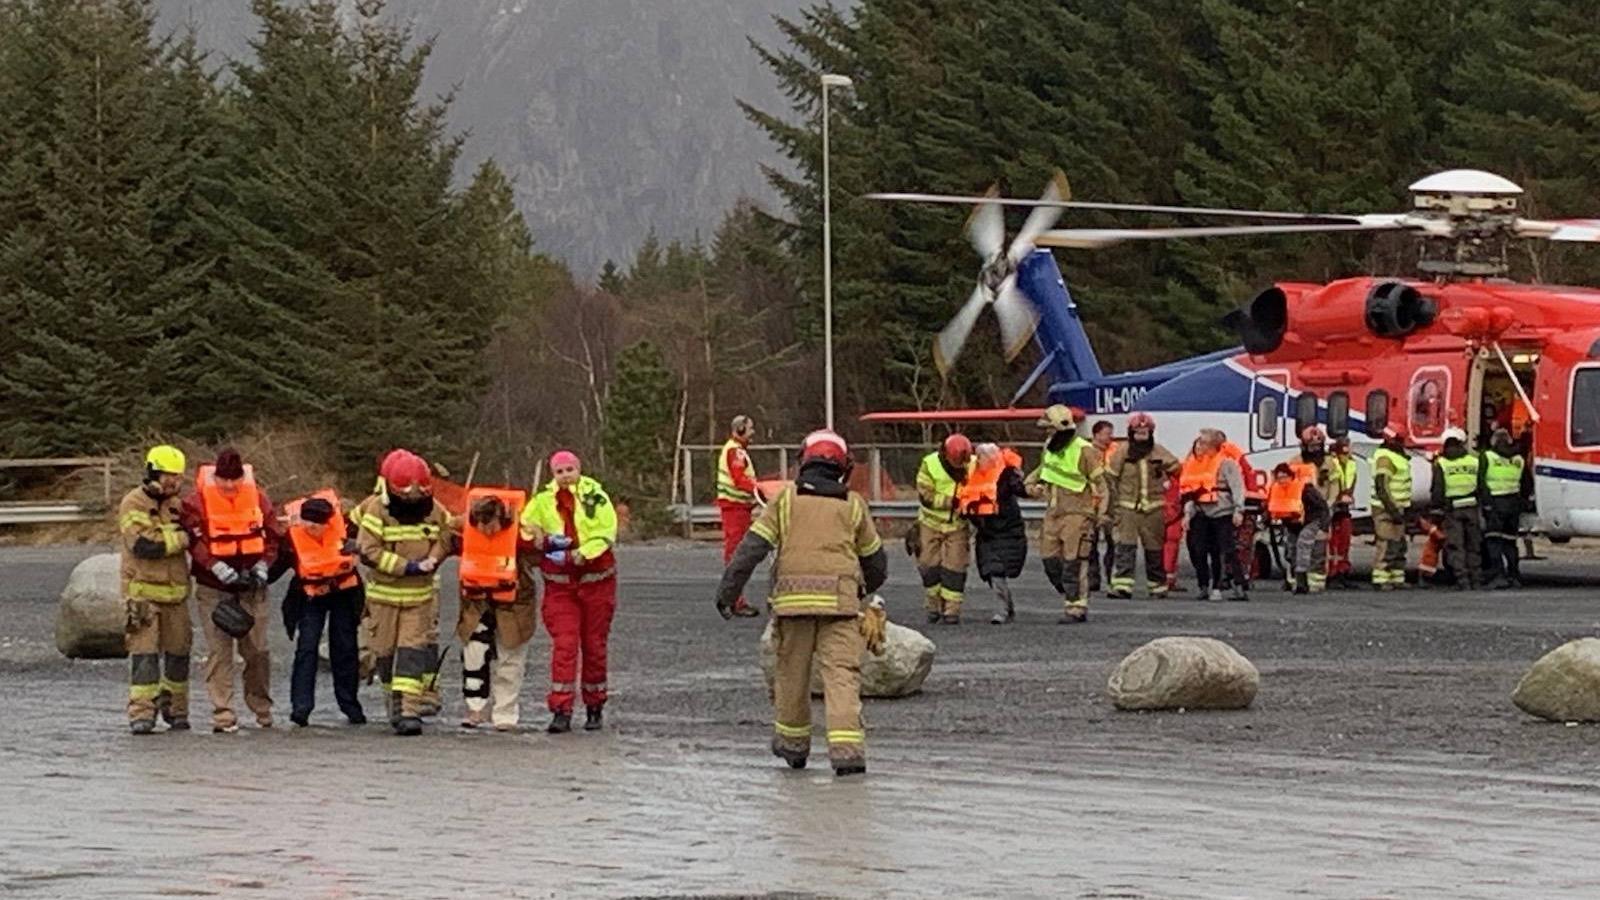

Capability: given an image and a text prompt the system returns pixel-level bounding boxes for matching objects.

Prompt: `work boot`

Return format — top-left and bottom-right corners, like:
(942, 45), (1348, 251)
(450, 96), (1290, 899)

(167, 717), (191, 732)
(833, 764), (867, 777)
(290, 711), (310, 728)
(1057, 607), (1087, 624)
(392, 716), (423, 737)
(130, 719), (156, 736)
(1293, 574), (1309, 595)
(731, 599), (760, 618)
(584, 707), (604, 731)
(1108, 588), (1132, 600)
(925, 610), (941, 625)
(942, 613), (961, 625)
(772, 744), (808, 770)
(547, 711), (573, 734)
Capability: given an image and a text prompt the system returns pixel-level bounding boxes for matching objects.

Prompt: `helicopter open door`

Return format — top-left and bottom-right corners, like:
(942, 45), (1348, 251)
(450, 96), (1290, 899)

(1249, 369), (1292, 451)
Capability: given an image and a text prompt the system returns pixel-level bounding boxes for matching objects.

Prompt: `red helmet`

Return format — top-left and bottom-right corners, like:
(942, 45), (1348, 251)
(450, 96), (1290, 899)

(380, 448), (432, 496)
(800, 429), (849, 465)
(1128, 412), (1155, 433)
(942, 433), (973, 465)
(1300, 425), (1325, 445)
(1384, 423), (1408, 443)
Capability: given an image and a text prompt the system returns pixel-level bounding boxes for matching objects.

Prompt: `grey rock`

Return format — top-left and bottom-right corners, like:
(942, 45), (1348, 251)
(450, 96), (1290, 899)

(1512, 638), (1600, 723)
(55, 554), (128, 659)
(759, 619), (936, 699)
(1108, 636), (1259, 711)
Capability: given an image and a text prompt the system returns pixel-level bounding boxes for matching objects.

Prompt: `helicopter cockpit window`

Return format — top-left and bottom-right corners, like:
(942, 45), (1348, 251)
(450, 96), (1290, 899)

(1295, 392), (1318, 438)
(1327, 391), (1350, 438)
(1408, 369), (1449, 440)
(1365, 390), (1390, 438)
(1255, 395), (1279, 441)
(1572, 368), (1600, 447)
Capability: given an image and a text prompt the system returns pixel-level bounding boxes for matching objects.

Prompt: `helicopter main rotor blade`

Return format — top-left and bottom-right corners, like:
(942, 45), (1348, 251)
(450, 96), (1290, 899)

(966, 187), (1005, 261)
(1519, 218), (1600, 242)
(1034, 221), (1409, 249)
(1009, 172), (1070, 264)
(935, 284), (990, 377)
(992, 276), (1040, 361)
(867, 191), (1363, 222)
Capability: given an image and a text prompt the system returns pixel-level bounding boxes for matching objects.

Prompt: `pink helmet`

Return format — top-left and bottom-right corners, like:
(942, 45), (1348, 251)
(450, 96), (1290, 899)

(1128, 412), (1156, 433)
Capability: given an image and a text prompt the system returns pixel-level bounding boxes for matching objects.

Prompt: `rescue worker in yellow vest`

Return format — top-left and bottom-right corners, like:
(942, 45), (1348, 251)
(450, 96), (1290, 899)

(1288, 426), (1334, 593)
(278, 493), (365, 727)
(353, 449), (452, 736)
(715, 415), (761, 618)
(181, 448), (279, 733)
(1481, 428), (1526, 590)
(519, 451), (620, 734)
(1104, 412), (1180, 599)
(715, 429), (888, 776)
(1430, 427), (1484, 590)
(456, 488), (537, 730)
(1326, 436), (1359, 589)
(120, 445), (193, 734)
(915, 433), (973, 624)
(1026, 405), (1102, 622)
(1370, 426), (1414, 590)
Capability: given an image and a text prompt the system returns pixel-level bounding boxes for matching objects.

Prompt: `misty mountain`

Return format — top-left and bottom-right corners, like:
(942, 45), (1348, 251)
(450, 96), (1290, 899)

(155, 0), (807, 277)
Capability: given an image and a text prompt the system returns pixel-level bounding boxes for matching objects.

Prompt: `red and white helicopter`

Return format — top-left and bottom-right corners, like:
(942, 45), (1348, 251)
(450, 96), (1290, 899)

(866, 169), (1600, 539)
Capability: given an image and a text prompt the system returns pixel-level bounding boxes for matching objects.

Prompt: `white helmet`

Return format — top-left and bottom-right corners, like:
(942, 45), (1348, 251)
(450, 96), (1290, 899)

(1442, 427), (1468, 444)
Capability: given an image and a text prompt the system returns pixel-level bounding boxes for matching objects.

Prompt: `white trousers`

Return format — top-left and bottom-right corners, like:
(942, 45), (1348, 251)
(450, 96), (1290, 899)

(461, 614), (529, 727)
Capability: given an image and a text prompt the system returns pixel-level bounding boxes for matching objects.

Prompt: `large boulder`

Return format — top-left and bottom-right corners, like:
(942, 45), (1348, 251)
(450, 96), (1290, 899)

(56, 553), (127, 659)
(759, 619), (936, 699)
(1108, 636), (1259, 711)
(1512, 638), (1600, 723)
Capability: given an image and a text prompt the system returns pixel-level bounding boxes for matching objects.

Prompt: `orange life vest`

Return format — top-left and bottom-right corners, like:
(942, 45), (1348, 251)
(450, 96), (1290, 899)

(1267, 479), (1305, 523)
(1419, 521), (1446, 576)
(460, 487), (527, 603)
(198, 464), (265, 557)
(286, 489), (358, 596)
(1179, 451), (1223, 503)
(1221, 442), (1265, 501)
(957, 448), (1022, 516)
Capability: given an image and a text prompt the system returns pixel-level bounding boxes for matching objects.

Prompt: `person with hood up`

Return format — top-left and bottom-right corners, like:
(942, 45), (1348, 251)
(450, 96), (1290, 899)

(1104, 413), (1181, 599)
(1026, 405), (1102, 622)
(959, 442), (1028, 624)
(715, 429), (888, 776)
(1430, 427), (1484, 589)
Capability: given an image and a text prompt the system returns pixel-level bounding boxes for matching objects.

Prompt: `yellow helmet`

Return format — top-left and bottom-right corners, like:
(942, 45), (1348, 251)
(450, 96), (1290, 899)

(1036, 404), (1077, 432)
(145, 445), (187, 475)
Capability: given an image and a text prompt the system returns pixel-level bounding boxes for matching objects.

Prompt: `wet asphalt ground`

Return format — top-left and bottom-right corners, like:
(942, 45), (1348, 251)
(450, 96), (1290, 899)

(1, 541), (1598, 899)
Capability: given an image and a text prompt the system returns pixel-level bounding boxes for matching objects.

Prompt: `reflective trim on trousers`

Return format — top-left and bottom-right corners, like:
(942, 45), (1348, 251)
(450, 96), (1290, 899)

(774, 721), (812, 738)
(826, 729), (865, 745)
(128, 581), (188, 602)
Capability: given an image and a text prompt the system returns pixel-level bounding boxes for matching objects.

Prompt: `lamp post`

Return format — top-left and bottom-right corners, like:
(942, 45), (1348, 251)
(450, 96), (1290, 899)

(821, 72), (852, 431)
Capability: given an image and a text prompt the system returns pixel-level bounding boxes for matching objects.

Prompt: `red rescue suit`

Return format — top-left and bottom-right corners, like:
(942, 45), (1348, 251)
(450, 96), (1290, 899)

(536, 482), (617, 715)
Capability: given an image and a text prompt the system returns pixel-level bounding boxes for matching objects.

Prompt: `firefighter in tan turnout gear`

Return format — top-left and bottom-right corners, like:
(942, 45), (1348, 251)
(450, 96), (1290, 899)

(353, 448), (452, 736)
(120, 445), (194, 734)
(715, 429), (889, 777)
(1104, 413), (1180, 599)
(1026, 405), (1102, 622)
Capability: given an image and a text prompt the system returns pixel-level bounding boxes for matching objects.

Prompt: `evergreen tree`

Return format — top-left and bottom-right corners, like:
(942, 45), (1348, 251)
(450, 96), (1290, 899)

(600, 340), (679, 528)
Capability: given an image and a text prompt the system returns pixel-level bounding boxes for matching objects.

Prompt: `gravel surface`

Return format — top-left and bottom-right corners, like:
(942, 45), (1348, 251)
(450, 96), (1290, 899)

(1, 541), (1598, 898)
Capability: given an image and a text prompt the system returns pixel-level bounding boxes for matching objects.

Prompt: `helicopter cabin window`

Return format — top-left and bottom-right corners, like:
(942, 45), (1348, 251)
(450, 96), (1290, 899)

(1365, 390), (1390, 438)
(1295, 392), (1319, 438)
(1255, 395), (1279, 441)
(1327, 391), (1350, 438)
(1572, 368), (1600, 448)
(1408, 368), (1450, 441)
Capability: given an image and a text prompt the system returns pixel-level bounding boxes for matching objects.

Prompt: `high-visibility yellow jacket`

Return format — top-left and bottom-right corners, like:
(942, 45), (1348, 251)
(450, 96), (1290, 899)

(520, 475), (619, 578)
(118, 485), (191, 603)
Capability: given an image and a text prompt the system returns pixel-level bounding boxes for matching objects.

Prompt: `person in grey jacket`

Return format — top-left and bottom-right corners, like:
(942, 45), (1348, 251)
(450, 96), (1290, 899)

(1180, 429), (1248, 601)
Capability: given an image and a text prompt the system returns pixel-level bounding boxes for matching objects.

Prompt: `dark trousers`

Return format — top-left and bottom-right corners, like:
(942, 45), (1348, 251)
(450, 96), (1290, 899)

(1187, 514), (1241, 591)
(1443, 507), (1484, 589)
(1483, 501), (1521, 582)
(291, 588), (363, 720)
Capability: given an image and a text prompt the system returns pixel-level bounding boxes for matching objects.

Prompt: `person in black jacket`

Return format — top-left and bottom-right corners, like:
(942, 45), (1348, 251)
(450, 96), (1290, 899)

(964, 443), (1029, 624)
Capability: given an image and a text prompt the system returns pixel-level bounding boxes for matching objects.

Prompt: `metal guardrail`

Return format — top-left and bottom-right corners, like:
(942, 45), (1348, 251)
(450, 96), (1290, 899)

(0, 457), (114, 525)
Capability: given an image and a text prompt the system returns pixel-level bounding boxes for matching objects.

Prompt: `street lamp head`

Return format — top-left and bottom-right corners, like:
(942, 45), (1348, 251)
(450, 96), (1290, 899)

(821, 73), (853, 88)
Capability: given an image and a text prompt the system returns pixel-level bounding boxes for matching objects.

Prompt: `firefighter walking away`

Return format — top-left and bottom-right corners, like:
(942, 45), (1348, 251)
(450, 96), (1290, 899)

(716, 430), (888, 776)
